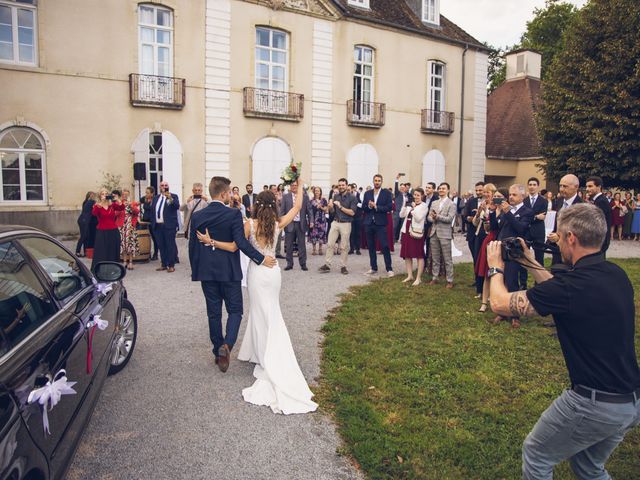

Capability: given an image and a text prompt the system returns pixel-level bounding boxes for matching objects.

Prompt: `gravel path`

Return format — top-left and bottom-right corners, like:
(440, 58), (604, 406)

(66, 233), (637, 479)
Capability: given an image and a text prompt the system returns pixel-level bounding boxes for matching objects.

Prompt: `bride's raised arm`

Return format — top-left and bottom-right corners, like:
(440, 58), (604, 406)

(278, 178), (305, 230)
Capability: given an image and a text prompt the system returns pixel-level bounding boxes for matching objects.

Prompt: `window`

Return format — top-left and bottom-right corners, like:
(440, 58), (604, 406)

(353, 45), (374, 119)
(255, 27), (289, 113)
(19, 237), (91, 303)
(0, 0), (37, 66)
(422, 0), (439, 25)
(347, 0), (369, 8)
(0, 127), (46, 202)
(148, 132), (163, 193)
(138, 4), (173, 101)
(516, 54), (525, 74)
(0, 241), (55, 357)
(427, 60), (446, 124)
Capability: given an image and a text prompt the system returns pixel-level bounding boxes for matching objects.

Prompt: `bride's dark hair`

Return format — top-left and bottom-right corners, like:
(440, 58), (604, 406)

(253, 191), (280, 247)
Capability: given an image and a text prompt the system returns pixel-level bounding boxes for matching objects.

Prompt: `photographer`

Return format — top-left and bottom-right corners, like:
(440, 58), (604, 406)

(486, 203), (640, 480)
(91, 188), (125, 270)
(494, 184), (533, 327)
(151, 181), (180, 273)
(181, 182), (209, 241)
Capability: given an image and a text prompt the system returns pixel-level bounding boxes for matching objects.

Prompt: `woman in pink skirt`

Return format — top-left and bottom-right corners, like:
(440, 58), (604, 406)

(399, 188), (428, 286)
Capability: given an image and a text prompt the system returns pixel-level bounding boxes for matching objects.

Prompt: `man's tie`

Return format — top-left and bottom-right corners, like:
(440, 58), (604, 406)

(563, 200), (570, 210)
(156, 195), (165, 221)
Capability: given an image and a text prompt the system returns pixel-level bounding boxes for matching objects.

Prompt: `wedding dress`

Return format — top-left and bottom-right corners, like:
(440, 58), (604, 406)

(237, 220), (318, 414)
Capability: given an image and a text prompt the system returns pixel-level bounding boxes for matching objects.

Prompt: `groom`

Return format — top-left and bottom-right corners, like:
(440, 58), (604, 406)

(189, 176), (277, 372)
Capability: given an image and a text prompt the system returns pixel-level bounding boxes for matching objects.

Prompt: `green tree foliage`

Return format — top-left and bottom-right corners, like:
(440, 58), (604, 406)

(521, 0), (578, 80)
(487, 44), (507, 93)
(538, 0), (640, 187)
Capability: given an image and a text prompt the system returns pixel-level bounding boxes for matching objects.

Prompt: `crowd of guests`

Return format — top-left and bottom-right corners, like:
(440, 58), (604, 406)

(461, 174), (639, 328)
(75, 175), (638, 291)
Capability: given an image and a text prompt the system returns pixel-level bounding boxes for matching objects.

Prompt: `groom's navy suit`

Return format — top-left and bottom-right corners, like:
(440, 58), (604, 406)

(189, 201), (265, 357)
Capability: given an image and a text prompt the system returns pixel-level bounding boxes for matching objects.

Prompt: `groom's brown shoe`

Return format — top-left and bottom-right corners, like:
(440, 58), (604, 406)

(218, 345), (230, 373)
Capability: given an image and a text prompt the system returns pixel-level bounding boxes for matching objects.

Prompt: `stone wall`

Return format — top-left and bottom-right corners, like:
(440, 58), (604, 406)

(0, 210), (79, 236)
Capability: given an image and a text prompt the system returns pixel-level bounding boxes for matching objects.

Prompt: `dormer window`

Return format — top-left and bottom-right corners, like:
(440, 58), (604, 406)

(422, 0), (440, 25)
(348, 0), (369, 9)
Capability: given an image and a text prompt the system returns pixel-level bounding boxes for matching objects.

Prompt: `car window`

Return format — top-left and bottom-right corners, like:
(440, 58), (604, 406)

(18, 237), (92, 302)
(0, 241), (57, 357)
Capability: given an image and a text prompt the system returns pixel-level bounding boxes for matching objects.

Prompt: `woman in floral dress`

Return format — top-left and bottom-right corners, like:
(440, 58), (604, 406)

(309, 187), (328, 255)
(120, 188), (140, 270)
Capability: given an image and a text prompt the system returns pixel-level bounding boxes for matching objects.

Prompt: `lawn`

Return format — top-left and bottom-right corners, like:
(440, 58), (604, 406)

(319, 259), (640, 480)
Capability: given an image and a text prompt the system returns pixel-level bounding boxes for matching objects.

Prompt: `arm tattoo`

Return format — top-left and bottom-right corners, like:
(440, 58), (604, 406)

(508, 291), (540, 318)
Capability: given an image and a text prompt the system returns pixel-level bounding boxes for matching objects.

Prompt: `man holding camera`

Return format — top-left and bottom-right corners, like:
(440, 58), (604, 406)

(181, 182), (209, 242)
(151, 180), (180, 272)
(487, 203), (640, 480)
(494, 184), (533, 327)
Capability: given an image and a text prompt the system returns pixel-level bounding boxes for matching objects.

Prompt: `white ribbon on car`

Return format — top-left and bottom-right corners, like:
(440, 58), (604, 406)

(27, 369), (77, 435)
(87, 314), (109, 330)
(95, 282), (113, 296)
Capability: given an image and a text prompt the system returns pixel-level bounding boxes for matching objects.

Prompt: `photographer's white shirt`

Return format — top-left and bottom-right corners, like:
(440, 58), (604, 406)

(510, 202), (524, 215)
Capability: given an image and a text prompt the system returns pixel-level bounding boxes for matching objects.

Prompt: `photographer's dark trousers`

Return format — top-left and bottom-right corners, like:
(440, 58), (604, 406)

(154, 223), (177, 268)
(519, 242), (545, 289)
(285, 221), (307, 268)
(504, 260), (520, 294)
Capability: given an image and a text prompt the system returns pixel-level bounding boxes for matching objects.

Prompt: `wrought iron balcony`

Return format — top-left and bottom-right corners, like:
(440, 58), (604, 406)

(243, 87), (304, 121)
(346, 100), (385, 128)
(421, 109), (455, 135)
(129, 74), (185, 109)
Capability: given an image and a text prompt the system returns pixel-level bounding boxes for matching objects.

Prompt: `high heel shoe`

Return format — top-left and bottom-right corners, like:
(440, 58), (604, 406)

(402, 277), (414, 283)
(478, 303), (488, 313)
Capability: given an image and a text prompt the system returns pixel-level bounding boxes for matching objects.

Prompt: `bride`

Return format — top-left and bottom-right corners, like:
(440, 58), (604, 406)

(200, 178), (318, 414)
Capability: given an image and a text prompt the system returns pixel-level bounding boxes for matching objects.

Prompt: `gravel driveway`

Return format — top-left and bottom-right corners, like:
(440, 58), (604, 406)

(66, 234), (637, 479)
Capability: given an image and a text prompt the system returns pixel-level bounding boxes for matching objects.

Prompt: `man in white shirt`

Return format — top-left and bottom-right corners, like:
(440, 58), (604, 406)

(548, 174), (583, 265)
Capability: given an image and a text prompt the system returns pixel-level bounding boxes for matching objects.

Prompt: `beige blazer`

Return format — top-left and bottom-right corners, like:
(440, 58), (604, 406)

(428, 197), (456, 239)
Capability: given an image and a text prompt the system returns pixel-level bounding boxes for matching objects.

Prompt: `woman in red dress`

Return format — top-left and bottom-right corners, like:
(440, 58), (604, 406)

(91, 188), (125, 270)
(610, 192), (625, 241)
(399, 188), (427, 286)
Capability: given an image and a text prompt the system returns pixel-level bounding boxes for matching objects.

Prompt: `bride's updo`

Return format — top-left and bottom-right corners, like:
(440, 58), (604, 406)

(253, 190), (280, 247)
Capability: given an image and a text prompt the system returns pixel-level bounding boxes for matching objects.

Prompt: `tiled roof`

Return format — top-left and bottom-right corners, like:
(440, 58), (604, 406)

(486, 77), (542, 159)
(331, 0), (487, 50)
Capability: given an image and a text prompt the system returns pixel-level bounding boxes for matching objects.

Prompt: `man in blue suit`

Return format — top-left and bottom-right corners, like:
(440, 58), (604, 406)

(151, 180), (180, 272)
(362, 174), (394, 276)
(189, 176), (276, 372)
(495, 184), (534, 328)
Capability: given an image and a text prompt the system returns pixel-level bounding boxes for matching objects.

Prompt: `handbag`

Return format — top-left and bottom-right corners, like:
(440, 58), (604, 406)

(409, 221), (424, 239)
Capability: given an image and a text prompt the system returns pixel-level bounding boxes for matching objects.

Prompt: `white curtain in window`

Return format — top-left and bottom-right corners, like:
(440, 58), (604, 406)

(421, 149), (446, 187)
(251, 137), (292, 189)
(347, 144), (379, 189)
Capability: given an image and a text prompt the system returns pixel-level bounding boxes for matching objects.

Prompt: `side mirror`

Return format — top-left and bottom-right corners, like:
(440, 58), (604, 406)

(92, 262), (126, 283)
(53, 276), (81, 300)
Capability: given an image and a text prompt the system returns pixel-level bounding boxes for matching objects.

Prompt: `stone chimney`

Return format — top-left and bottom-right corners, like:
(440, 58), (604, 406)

(505, 49), (542, 81)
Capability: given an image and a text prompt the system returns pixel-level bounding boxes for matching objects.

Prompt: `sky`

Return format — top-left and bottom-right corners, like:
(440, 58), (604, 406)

(440, 0), (589, 48)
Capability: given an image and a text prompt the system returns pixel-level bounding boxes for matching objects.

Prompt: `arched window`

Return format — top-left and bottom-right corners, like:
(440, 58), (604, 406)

(422, 149), (446, 187)
(0, 127), (46, 202)
(347, 143), (379, 189)
(251, 137), (292, 188)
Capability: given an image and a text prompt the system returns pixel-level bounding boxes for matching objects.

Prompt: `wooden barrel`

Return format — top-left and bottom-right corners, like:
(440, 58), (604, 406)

(134, 227), (151, 262)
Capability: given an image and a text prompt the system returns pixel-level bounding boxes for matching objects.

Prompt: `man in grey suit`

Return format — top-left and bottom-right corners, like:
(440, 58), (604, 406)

(280, 181), (313, 271)
(427, 182), (456, 288)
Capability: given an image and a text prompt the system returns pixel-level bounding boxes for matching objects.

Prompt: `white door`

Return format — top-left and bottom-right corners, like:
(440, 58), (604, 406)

(422, 149), (446, 187)
(347, 144), (379, 189)
(251, 137), (292, 188)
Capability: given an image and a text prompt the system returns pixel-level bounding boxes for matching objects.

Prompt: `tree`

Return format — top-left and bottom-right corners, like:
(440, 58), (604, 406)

(520, 0), (578, 80)
(537, 0), (640, 188)
(487, 44), (506, 93)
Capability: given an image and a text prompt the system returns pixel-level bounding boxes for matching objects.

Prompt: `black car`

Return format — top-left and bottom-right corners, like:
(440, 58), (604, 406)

(0, 226), (137, 479)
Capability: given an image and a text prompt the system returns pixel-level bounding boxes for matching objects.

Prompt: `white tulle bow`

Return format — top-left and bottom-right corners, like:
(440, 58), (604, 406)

(95, 282), (113, 296)
(87, 314), (109, 330)
(27, 370), (77, 434)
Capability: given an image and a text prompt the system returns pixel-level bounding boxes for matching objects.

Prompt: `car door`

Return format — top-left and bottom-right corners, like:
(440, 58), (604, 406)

(13, 236), (98, 476)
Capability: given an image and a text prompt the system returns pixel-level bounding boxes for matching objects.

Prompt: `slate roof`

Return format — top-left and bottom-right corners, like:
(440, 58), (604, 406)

(331, 0), (488, 50)
(486, 77), (543, 159)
